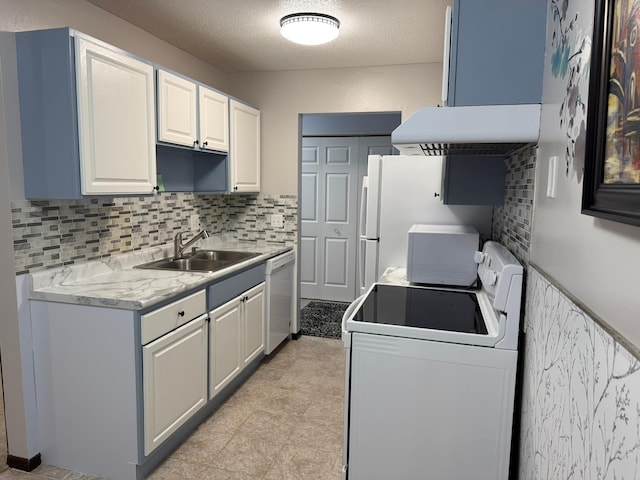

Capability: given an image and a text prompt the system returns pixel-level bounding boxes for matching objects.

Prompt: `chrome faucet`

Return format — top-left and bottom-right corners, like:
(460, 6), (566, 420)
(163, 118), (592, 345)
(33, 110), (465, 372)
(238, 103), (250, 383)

(174, 229), (209, 258)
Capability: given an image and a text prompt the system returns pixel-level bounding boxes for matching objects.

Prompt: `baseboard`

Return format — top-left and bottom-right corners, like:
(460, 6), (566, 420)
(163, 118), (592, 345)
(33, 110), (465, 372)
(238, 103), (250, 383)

(7, 453), (41, 471)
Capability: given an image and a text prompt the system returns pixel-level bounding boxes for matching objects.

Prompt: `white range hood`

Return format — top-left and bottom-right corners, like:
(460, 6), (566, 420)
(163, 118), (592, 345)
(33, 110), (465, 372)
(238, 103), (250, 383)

(392, 104), (541, 156)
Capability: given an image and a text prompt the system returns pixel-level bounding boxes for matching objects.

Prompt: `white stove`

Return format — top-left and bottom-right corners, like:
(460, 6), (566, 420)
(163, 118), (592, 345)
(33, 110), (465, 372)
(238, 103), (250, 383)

(341, 241), (523, 480)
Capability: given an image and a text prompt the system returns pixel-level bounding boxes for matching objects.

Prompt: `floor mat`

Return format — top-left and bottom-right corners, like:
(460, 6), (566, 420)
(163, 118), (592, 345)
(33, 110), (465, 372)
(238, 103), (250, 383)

(300, 301), (350, 339)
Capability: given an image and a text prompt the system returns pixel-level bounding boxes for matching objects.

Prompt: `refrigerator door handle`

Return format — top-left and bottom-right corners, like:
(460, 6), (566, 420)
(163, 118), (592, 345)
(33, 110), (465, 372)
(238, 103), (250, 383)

(358, 237), (366, 292)
(359, 176), (369, 238)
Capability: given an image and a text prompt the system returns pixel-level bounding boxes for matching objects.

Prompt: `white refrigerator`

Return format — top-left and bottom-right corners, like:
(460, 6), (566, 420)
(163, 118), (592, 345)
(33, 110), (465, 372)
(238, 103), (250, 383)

(358, 155), (494, 294)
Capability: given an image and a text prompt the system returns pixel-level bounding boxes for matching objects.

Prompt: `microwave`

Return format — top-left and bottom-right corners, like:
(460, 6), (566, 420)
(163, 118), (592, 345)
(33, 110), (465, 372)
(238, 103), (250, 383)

(406, 224), (479, 286)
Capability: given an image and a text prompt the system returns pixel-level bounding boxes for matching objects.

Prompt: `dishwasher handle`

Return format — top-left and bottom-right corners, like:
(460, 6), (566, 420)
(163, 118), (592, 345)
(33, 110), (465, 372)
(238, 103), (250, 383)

(265, 250), (295, 273)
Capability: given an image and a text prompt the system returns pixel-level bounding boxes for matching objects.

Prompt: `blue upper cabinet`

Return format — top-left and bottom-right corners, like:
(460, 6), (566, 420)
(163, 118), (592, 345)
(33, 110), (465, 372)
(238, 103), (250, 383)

(16, 28), (157, 199)
(446, 0), (547, 106)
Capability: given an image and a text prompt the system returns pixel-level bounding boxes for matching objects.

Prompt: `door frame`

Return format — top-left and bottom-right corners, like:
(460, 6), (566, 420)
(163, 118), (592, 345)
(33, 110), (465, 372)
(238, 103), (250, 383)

(295, 112), (401, 334)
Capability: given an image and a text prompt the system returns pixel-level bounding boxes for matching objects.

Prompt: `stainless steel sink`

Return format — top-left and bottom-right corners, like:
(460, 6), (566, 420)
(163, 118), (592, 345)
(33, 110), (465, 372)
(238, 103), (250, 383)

(189, 250), (259, 262)
(135, 250), (259, 272)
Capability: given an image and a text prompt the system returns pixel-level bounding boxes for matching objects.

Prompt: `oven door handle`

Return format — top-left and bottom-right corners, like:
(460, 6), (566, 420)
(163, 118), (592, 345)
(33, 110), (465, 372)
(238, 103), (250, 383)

(342, 294), (366, 346)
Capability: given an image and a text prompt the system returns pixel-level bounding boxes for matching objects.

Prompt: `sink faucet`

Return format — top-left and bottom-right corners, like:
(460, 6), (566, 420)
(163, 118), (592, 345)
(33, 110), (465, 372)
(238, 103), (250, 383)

(174, 230), (209, 258)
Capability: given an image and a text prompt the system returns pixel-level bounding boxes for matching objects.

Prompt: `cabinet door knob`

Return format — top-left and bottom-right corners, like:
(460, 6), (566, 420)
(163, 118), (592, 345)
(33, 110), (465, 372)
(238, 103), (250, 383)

(178, 310), (185, 317)
(202, 141), (208, 148)
(153, 185), (160, 191)
(234, 186), (238, 191)
(193, 140), (199, 147)
(434, 192), (440, 198)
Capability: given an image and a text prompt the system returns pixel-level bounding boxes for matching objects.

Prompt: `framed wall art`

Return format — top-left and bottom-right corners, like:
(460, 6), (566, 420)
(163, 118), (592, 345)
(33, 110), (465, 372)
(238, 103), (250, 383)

(583, 0), (640, 226)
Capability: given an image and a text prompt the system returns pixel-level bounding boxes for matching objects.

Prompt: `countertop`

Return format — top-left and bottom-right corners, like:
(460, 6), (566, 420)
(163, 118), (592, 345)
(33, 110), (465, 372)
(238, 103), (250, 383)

(377, 267), (410, 286)
(29, 234), (292, 311)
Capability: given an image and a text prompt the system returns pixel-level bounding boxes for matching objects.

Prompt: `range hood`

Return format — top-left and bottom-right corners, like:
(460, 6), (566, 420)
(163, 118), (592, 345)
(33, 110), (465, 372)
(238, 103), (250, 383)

(391, 104), (541, 156)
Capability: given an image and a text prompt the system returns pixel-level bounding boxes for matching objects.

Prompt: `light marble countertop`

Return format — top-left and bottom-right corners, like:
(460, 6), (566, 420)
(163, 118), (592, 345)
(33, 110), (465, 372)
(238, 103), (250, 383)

(29, 234), (292, 311)
(377, 267), (410, 286)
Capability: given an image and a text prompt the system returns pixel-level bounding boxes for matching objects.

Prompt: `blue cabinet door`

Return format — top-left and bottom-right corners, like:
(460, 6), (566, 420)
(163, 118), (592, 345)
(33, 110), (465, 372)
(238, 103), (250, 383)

(448, 0), (547, 106)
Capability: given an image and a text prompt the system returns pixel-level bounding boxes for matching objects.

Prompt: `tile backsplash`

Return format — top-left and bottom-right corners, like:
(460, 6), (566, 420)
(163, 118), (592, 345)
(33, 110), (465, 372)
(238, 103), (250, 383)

(11, 193), (297, 275)
(491, 145), (536, 264)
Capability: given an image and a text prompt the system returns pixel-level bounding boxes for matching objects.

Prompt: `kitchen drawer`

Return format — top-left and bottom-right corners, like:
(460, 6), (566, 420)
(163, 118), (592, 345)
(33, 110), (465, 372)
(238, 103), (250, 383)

(207, 263), (266, 310)
(141, 290), (206, 345)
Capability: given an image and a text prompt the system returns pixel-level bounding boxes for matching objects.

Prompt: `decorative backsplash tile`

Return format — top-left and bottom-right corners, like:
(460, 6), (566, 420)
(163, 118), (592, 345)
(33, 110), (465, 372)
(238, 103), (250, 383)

(491, 145), (536, 264)
(11, 193), (297, 275)
(519, 268), (640, 479)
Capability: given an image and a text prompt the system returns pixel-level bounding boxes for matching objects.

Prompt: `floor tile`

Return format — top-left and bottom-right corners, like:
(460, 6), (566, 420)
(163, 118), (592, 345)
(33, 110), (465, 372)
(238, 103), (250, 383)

(213, 433), (282, 478)
(288, 417), (343, 457)
(146, 458), (209, 480)
(264, 444), (339, 480)
(170, 432), (233, 466)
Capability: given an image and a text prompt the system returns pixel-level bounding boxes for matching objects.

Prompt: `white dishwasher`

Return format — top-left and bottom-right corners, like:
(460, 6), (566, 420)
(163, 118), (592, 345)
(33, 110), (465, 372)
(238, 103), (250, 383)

(264, 249), (295, 354)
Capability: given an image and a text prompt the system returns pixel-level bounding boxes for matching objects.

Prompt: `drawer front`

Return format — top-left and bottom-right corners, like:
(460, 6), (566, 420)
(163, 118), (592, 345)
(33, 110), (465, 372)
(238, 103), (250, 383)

(207, 263), (266, 310)
(141, 290), (206, 345)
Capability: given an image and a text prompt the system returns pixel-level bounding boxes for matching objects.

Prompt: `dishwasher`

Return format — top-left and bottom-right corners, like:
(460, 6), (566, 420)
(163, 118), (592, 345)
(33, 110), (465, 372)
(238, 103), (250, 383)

(264, 249), (295, 354)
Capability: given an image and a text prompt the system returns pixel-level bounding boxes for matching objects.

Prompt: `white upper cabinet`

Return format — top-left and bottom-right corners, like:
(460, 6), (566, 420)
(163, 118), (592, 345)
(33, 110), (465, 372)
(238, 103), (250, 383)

(199, 85), (229, 152)
(157, 69), (229, 153)
(157, 69), (198, 147)
(230, 99), (260, 193)
(16, 28), (157, 199)
(75, 36), (157, 195)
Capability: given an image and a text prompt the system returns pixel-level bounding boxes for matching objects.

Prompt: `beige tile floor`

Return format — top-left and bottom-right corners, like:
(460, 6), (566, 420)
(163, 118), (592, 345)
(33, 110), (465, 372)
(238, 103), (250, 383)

(0, 336), (346, 480)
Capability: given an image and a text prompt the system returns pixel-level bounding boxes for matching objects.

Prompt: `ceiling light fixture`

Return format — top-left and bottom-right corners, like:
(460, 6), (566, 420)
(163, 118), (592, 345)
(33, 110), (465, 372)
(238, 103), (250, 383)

(280, 13), (340, 46)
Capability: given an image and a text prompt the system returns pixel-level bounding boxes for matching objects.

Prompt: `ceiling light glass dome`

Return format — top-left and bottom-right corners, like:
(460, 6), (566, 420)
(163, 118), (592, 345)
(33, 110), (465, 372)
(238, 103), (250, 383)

(280, 13), (340, 46)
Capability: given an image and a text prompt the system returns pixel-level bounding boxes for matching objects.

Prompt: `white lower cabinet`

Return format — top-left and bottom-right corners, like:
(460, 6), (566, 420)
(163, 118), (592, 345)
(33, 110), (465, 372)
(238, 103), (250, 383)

(142, 292), (208, 455)
(243, 283), (266, 366)
(29, 267), (268, 479)
(209, 295), (242, 397)
(209, 282), (265, 399)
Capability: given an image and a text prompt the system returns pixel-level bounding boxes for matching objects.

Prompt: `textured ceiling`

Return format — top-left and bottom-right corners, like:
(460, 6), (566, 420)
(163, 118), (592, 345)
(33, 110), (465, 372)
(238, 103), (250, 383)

(87, 0), (452, 73)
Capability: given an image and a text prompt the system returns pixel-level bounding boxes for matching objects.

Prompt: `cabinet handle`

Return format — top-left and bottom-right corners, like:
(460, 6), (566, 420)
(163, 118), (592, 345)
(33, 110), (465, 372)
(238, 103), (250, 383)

(234, 186), (238, 191)
(202, 141), (208, 148)
(434, 192), (440, 198)
(153, 186), (160, 191)
(193, 140), (199, 147)
(178, 310), (185, 317)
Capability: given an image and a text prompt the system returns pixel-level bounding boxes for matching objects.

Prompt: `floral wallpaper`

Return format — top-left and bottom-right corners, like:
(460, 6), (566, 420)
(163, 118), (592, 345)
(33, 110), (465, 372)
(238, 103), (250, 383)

(550, 0), (592, 182)
(519, 268), (640, 479)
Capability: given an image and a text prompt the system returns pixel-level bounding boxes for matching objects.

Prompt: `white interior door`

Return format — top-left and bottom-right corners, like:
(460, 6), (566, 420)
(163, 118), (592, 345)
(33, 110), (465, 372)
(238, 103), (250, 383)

(301, 137), (359, 302)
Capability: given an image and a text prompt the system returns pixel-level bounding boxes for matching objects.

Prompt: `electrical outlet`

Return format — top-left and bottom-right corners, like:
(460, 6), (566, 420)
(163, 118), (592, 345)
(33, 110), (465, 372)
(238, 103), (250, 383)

(189, 214), (200, 231)
(271, 214), (284, 228)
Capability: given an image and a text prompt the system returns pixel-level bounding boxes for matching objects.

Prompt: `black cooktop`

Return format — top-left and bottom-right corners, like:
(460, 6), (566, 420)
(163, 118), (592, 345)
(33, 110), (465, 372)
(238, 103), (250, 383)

(353, 284), (487, 335)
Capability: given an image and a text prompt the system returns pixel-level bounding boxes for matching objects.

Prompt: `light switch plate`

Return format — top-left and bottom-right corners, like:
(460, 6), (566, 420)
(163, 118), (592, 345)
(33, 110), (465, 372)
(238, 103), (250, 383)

(190, 214), (200, 230)
(547, 156), (558, 198)
(271, 214), (284, 228)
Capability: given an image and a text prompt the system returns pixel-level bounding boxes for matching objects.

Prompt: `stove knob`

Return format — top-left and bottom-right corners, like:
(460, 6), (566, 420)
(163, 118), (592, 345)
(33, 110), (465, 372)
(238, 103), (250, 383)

(482, 269), (497, 286)
(474, 251), (486, 264)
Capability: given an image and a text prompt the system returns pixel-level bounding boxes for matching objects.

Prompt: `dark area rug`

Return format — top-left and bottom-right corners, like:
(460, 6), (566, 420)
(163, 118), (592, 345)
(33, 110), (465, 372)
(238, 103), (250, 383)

(300, 301), (350, 339)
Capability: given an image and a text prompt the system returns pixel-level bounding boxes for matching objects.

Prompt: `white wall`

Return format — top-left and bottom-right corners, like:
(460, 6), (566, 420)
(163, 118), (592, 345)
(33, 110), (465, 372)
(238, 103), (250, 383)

(530, 0), (640, 349)
(0, 32), (38, 461)
(228, 63), (443, 195)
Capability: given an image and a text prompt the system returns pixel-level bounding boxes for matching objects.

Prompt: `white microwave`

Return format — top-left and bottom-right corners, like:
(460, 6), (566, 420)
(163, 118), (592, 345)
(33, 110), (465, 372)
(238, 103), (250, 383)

(406, 224), (479, 286)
